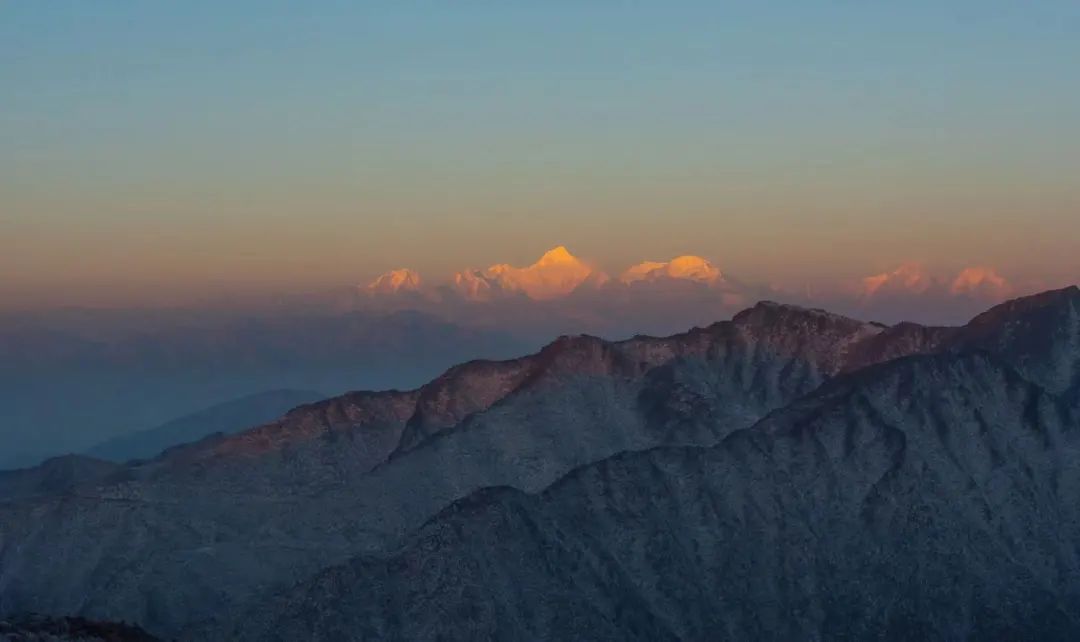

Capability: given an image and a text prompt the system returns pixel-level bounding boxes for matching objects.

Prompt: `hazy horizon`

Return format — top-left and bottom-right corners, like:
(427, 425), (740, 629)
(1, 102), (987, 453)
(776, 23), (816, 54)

(4, 2), (1078, 310)
(3, 1), (1078, 467)
(2, 242), (1076, 314)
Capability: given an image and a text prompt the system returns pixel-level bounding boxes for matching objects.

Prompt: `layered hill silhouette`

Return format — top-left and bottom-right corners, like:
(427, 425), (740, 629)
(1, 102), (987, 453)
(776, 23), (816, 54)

(0, 286), (1076, 640)
(0, 308), (530, 470)
(1, 247), (1035, 471)
(84, 389), (326, 463)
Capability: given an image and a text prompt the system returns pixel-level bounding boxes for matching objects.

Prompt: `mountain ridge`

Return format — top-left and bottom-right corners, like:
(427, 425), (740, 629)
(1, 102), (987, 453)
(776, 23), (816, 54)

(238, 350), (1080, 640)
(0, 286), (1077, 639)
(105, 288), (1079, 480)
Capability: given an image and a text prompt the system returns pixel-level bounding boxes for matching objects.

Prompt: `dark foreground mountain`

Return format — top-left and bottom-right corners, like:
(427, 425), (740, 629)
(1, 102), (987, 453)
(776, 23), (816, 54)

(0, 613), (157, 641)
(0, 287), (1076, 640)
(0, 456), (122, 502)
(240, 353), (1080, 641)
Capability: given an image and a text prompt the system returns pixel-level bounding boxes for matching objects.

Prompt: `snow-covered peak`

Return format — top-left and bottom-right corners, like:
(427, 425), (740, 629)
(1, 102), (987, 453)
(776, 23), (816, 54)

(666, 255), (722, 282)
(451, 246), (598, 301)
(450, 269), (497, 302)
(536, 245), (577, 266)
(620, 255), (722, 285)
(950, 266), (1012, 300)
(366, 268), (422, 295)
(859, 262), (933, 297)
(859, 262), (1014, 303)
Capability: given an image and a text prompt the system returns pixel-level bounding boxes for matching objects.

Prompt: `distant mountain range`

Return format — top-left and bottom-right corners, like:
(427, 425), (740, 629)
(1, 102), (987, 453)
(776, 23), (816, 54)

(83, 389), (326, 463)
(360, 246), (1013, 307)
(0, 309), (532, 469)
(0, 285), (1077, 640)
(339, 246), (1059, 358)
(0, 247), (1045, 470)
(358, 246), (1023, 325)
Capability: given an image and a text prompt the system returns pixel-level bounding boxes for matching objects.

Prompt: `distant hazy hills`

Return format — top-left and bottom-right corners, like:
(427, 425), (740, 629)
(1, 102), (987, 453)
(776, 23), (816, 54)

(0, 286), (1076, 640)
(83, 389), (326, 463)
(0, 309), (531, 469)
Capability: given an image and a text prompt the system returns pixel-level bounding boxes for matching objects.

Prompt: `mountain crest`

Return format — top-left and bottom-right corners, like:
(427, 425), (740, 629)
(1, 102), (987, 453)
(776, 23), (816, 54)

(450, 246), (598, 301)
(536, 245), (577, 265)
(965, 285), (1079, 326)
(365, 268), (422, 294)
(950, 266), (1012, 299)
(733, 300), (874, 330)
(620, 255), (722, 284)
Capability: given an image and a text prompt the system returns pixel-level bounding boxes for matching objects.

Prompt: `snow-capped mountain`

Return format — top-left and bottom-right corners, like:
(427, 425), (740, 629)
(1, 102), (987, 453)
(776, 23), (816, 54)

(857, 262), (1015, 304)
(364, 268), (422, 295)
(449, 245), (600, 301)
(859, 261), (935, 297)
(354, 248), (1029, 332)
(949, 265), (1013, 299)
(619, 255), (722, 285)
(827, 261), (1023, 324)
(365, 248), (732, 303)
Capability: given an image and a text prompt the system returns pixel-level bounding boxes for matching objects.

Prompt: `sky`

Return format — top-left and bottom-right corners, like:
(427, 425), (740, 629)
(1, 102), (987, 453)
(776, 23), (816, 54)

(3, 1), (1079, 310)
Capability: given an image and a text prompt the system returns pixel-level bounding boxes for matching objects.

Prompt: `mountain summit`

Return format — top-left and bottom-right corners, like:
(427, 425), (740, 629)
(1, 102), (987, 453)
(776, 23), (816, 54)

(365, 268), (422, 295)
(451, 246), (599, 301)
(620, 255), (722, 285)
(949, 265), (1012, 299)
(534, 245), (577, 266)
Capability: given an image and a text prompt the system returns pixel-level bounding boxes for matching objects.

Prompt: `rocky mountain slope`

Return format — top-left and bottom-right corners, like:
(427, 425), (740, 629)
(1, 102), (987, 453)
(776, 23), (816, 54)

(0, 456), (122, 502)
(0, 287), (1076, 639)
(952, 286), (1080, 402)
(241, 352), (1080, 641)
(0, 613), (156, 641)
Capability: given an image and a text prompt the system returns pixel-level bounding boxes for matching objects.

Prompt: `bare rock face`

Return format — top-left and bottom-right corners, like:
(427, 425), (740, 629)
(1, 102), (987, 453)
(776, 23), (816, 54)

(0, 288), (1077, 639)
(243, 353), (1080, 641)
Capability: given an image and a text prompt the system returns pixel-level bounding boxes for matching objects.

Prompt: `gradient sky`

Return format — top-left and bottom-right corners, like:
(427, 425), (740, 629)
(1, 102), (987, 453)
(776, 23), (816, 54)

(3, 1), (1079, 309)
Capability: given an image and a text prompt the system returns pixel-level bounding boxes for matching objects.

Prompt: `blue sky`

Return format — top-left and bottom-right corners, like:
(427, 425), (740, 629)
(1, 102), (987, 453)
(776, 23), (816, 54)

(3, 1), (1078, 307)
